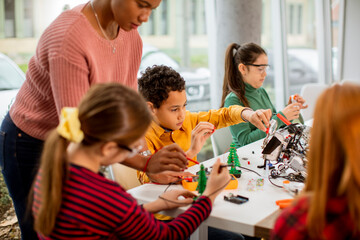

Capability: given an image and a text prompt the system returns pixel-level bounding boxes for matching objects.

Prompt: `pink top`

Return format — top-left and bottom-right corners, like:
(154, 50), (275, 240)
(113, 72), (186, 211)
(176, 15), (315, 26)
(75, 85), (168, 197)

(10, 4), (142, 140)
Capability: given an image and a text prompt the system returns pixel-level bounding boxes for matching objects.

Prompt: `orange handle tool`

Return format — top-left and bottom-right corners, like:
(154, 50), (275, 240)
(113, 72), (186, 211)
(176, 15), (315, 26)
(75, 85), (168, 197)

(276, 113), (291, 126)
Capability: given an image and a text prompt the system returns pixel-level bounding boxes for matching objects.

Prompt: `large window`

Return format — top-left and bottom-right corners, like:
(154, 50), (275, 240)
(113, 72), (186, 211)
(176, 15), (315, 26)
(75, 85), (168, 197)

(2, 0), (34, 38)
(160, 0), (168, 35)
(331, 0), (340, 81)
(4, 0), (15, 38)
(23, 0), (33, 37)
(286, 0), (318, 96)
(262, 0), (319, 108)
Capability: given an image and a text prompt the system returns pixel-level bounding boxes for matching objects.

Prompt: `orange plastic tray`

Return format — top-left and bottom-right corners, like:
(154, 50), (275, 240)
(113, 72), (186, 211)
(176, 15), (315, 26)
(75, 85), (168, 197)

(182, 175), (238, 191)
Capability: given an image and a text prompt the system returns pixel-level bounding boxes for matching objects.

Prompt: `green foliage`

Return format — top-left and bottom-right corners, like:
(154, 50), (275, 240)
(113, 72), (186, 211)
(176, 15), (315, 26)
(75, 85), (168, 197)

(190, 54), (208, 68)
(18, 64), (28, 73)
(0, 174), (11, 208)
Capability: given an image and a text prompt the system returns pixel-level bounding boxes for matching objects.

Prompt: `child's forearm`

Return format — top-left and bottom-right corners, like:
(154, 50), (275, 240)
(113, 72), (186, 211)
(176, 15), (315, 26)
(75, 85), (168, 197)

(121, 154), (147, 171)
(143, 199), (163, 213)
(185, 149), (197, 159)
(240, 108), (254, 122)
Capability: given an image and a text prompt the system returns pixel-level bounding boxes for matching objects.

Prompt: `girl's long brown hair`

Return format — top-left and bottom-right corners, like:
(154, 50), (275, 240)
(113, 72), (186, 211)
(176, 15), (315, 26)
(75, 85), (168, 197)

(220, 42), (266, 108)
(305, 83), (360, 238)
(33, 83), (152, 236)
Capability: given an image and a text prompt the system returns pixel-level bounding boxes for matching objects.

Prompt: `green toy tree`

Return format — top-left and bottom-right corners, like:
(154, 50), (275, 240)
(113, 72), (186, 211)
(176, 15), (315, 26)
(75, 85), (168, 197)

(196, 164), (207, 195)
(227, 143), (242, 178)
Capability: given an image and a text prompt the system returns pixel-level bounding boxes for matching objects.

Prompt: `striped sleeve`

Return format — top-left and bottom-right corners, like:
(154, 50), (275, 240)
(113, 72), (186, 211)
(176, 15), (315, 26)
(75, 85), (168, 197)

(112, 196), (212, 240)
(34, 165), (212, 239)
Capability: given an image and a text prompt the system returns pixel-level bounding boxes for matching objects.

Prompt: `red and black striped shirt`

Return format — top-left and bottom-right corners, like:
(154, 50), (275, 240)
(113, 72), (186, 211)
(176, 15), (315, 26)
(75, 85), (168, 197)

(271, 196), (360, 240)
(33, 164), (212, 239)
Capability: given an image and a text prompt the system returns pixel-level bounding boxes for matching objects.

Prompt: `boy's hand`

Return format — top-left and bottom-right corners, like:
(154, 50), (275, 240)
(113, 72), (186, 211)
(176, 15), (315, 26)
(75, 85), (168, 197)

(147, 144), (188, 173)
(202, 159), (231, 203)
(147, 171), (194, 184)
(242, 109), (272, 132)
(187, 122), (215, 158)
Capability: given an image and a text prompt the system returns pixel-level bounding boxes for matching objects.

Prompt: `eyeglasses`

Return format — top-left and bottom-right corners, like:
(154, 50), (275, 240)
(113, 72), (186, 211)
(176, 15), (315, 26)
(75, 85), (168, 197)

(117, 144), (143, 158)
(244, 63), (270, 74)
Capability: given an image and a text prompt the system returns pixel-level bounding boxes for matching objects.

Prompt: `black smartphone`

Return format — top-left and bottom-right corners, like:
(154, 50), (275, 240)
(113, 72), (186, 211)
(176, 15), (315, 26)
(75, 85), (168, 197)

(224, 193), (249, 204)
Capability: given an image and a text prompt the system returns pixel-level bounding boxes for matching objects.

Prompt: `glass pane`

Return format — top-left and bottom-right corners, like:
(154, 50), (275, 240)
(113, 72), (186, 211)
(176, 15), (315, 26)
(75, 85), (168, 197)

(24, 0), (34, 37)
(161, 0), (168, 35)
(0, 56), (25, 89)
(331, 0), (339, 80)
(139, 0), (211, 159)
(5, 0), (15, 38)
(261, 0), (275, 104)
(286, 0), (318, 96)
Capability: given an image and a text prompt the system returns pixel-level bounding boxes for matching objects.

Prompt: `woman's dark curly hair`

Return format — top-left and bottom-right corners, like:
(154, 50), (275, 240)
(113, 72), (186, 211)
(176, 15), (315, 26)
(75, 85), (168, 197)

(138, 65), (185, 108)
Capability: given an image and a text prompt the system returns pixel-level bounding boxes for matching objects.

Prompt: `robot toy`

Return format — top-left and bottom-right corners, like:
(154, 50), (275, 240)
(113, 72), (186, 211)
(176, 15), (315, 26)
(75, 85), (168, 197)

(261, 119), (311, 182)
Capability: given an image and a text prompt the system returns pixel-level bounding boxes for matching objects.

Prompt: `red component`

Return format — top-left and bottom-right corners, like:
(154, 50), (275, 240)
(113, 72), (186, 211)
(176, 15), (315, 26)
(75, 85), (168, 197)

(186, 157), (200, 165)
(183, 177), (193, 182)
(276, 113), (291, 126)
(247, 161), (250, 165)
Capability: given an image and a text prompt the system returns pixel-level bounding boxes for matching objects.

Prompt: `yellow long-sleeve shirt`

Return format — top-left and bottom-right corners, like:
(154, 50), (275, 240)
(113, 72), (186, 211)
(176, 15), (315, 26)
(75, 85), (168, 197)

(138, 105), (246, 184)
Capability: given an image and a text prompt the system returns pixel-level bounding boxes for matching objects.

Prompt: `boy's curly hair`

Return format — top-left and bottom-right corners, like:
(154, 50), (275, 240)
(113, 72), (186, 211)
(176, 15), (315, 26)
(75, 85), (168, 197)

(138, 65), (185, 108)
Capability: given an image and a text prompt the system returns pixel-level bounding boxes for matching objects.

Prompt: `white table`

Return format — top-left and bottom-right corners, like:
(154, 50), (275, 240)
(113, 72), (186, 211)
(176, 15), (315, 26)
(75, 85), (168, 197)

(128, 139), (293, 239)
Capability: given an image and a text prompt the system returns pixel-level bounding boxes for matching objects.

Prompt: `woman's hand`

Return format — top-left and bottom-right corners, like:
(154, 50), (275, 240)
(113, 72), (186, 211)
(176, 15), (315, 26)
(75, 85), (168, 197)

(146, 143), (188, 173)
(147, 171), (194, 184)
(241, 108), (272, 131)
(282, 102), (302, 121)
(143, 189), (197, 213)
(187, 122), (215, 158)
(288, 94), (308, 109)
(202, 159), (231, 203)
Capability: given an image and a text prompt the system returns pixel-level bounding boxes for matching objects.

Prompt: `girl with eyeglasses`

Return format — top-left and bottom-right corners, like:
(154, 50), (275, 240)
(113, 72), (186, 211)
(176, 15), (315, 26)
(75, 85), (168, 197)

(32, 83), (231, 239)
(220, 42), (308, 147)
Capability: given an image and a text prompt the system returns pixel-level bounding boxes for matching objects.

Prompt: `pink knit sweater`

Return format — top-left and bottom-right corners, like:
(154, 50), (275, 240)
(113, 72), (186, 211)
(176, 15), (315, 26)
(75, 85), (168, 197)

(10, 4), (142, 140)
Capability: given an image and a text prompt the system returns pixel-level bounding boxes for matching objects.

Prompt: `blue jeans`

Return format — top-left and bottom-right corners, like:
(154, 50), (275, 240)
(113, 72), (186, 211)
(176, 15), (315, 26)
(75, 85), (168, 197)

(208, 226), (245, 240)
(0, 113), (43, 240)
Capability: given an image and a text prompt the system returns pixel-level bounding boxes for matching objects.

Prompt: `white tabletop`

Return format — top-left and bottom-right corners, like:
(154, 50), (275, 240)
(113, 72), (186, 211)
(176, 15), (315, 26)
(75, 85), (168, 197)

(128, 139), (293, 238)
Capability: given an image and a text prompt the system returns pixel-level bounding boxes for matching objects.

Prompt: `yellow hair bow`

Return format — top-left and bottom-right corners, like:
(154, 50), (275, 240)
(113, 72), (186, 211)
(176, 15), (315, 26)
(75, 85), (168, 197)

(57, 107), (84, 143)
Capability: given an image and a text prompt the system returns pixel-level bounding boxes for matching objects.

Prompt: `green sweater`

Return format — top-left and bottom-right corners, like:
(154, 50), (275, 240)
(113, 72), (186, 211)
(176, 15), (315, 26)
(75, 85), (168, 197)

(224, 83), (302, 147)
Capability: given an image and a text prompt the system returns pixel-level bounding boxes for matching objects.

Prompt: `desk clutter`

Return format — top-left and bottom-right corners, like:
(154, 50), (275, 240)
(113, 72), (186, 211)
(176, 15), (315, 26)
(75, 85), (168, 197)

(128, 138), (301, 237)
(180, 120), (310, 206)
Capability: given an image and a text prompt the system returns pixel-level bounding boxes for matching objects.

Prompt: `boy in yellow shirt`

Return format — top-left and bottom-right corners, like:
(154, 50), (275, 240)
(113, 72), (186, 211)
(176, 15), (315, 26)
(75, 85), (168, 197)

(138, 65), (271, 185)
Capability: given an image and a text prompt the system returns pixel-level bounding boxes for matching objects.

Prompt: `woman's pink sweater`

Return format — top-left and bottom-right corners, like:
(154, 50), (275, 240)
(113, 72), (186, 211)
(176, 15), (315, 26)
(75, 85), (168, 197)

(10, 4), (142, 140)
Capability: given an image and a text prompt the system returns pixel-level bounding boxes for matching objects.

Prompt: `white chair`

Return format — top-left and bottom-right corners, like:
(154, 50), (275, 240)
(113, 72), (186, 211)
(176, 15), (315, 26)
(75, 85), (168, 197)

(108, 164), (141, 190)
(299, 83), (328, 122)
(211, 127), (233, 157)
(340, 79), (360, 85)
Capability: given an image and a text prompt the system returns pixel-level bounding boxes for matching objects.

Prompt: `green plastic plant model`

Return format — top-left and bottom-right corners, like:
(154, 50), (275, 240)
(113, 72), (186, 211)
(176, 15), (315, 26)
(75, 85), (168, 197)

(196, 164), (207, 195)
(227, 143), (242, 178)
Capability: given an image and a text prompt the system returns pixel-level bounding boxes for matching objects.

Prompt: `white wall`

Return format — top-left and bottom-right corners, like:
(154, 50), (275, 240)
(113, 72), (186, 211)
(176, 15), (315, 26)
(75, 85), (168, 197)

(341, 0), (360, 82)
(34, 0), (87, 38)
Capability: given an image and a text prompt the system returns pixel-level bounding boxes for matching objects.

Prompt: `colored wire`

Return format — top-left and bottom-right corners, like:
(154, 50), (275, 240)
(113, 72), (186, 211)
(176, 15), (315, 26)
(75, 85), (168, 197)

(268, 175), (283, 188)
(238, 166), (261, 176)
(163, 178), (183, 192)
(160, 178), (231, 205)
